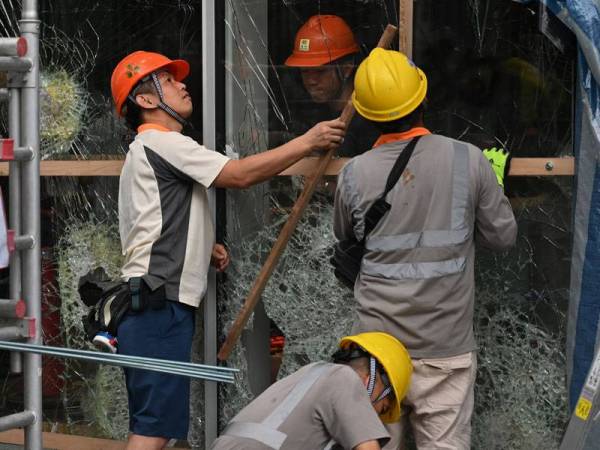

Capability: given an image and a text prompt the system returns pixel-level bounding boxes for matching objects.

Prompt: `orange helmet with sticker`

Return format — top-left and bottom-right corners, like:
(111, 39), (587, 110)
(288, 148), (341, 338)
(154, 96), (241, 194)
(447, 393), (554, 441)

(111, 51), (190, 116)
(285, 15), (359, 67)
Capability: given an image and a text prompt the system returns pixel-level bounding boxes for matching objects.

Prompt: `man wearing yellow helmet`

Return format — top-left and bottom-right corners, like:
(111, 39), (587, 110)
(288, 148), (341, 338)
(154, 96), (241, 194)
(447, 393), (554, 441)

(211, 332), (412, 450)
(283, 15), (380, 157)
(333, 49), (517, 449)
(110, 51), (345, 450)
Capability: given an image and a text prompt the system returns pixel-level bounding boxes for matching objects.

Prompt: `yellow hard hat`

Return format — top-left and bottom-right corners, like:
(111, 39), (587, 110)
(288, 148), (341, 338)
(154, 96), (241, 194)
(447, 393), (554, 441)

(352, 48), (427, 122)
(339, 332), (412, 423)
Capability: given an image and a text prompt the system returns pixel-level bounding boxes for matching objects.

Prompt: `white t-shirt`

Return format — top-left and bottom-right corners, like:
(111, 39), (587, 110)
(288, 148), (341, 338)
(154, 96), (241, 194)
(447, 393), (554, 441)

(119, 127), (230, 307)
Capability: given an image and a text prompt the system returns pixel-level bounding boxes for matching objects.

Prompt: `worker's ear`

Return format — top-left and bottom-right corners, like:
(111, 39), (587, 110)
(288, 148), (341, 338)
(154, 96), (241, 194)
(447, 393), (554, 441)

(135, 93), (158, 110)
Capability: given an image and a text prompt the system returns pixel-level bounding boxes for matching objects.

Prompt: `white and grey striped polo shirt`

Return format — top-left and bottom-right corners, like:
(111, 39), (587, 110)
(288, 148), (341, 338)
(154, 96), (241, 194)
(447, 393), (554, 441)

(118, 126), (230, 307)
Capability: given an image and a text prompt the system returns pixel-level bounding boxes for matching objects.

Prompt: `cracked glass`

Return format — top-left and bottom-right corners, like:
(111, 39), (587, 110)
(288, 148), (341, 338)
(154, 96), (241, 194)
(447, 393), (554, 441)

(0, 1), (575, 449)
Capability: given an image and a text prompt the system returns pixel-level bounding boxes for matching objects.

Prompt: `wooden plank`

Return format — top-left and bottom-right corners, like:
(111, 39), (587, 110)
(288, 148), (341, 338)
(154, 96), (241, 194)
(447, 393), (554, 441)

(399, 0), (413, 58)
(0, 429), (188, 450)
(281, 156), (575, 177)
(508, 157), (574, 176)
(0, 160), (124, 177)
(0, 156), (575, 177)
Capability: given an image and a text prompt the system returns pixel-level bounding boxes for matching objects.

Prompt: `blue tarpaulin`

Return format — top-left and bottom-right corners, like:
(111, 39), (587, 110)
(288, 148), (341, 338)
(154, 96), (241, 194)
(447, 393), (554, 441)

(540, 0), (600, 411)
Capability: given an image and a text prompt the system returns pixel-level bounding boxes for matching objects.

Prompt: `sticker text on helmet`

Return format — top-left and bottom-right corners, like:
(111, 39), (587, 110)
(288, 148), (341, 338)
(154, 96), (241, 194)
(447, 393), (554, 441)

(299, 39), (310, 52)
(126, 64), (141, 78)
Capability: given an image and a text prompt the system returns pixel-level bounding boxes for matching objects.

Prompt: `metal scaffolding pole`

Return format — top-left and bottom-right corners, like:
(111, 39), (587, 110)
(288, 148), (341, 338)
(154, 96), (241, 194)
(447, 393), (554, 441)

(19, 1), (42, 448)
(8, 86), (23, 375)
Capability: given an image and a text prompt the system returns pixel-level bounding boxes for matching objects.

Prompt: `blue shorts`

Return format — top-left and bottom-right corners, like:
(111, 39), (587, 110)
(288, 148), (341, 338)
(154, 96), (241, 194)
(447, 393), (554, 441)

(117, 300), (195, 440)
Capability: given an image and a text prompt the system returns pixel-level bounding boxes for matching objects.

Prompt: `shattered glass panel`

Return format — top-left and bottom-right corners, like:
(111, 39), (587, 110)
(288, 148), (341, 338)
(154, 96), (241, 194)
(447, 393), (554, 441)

(221, 1), (574, 450)
(0, 0), (576, 449)
(0, 0), (205, 445)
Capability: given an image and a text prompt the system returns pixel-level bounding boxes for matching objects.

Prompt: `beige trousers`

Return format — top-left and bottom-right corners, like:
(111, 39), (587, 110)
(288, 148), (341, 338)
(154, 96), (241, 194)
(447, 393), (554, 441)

(384, 352), (476, 450)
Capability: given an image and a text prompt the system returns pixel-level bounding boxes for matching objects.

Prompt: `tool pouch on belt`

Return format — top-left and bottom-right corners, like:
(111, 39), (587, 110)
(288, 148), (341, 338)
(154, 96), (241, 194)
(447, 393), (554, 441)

(79, 268), (131, 342)
(331, 136), (421, 289)
(79, 268), (166, 342)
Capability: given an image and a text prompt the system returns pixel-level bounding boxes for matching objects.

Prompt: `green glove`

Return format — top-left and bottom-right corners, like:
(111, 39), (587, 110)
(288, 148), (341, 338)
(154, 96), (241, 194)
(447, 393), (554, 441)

(483, 147), (511, 187)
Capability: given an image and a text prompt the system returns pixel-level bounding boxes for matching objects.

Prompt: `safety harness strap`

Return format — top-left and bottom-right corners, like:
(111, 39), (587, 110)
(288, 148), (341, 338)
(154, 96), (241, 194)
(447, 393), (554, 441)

(222, 362), (333, 449)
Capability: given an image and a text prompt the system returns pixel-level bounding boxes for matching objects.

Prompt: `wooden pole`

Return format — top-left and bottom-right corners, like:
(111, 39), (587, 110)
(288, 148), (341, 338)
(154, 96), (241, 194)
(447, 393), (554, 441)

(217, 24), (399, 362)
(399, 0), (413, 58)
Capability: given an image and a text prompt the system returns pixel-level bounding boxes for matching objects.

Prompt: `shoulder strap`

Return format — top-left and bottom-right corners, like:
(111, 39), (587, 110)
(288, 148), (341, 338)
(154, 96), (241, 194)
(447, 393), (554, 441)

(383, 135), (421, 197)
(362, 135), (421, 240)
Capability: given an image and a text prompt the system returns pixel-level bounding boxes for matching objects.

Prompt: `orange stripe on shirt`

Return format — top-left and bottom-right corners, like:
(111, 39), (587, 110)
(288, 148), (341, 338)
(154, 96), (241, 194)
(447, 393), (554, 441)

(137, 123), (172, 134)
(373, 127), (431, 148)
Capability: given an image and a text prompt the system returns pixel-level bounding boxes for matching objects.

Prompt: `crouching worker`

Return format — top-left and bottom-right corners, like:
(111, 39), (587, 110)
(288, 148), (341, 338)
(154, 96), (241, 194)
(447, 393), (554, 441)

(212, 332), (412, 450)
(111, 51), (345, 450)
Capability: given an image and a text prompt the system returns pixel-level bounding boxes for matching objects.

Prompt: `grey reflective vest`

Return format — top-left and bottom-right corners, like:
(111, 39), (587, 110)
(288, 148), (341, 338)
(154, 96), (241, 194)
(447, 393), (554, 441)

(361, 141), (470, 280)
(334, 134), (517, 358)
(222, 362), (337, 449)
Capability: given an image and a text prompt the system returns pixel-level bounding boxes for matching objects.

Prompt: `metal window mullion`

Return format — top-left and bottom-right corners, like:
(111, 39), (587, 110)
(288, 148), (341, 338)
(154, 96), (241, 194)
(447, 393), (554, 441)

(203, 0), (218, 447)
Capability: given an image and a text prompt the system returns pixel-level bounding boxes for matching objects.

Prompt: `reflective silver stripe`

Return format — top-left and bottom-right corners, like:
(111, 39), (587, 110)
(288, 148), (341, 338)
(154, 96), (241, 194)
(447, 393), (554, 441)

(323, 439), (337, 450)
(451, 142), (470, 229)
(365, 141), (470, 254)
(366, 227), (470, 251)
(222, 363), (333, 448)
(361, 257), (466, 280)
(223, 421), (287, 450)
(263, 362), (332, 428)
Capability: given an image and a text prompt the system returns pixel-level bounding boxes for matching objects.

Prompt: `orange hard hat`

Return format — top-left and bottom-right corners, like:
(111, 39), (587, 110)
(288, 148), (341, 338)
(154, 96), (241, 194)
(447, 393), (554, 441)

(111, 51), (190, 116)
(285, 15), (359, 67)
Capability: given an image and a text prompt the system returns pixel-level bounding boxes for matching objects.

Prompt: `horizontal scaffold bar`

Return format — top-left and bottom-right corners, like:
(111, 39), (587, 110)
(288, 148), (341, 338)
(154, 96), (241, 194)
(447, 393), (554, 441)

(0, 411), (36, 433)
(0, 340), (238, 383)
(0, 56), (32, 72)
(0, 37), (27, 57)
(0, 299), (26, 319)
(0, 319), (34, 340)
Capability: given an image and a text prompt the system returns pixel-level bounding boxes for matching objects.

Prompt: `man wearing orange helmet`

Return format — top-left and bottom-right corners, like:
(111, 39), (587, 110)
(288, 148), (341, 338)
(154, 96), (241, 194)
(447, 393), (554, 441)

(284, 15), (380, 157)
(211, 332), (412, 450)
(333, 49), (517, 449)
(110, 51), (345, 450)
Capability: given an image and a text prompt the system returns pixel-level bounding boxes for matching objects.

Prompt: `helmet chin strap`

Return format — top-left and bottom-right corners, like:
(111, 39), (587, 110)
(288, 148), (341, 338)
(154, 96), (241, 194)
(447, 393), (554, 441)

(368, 356), (393, 404)
(367, 356), (377, 397)
(128, 72), (189, 127)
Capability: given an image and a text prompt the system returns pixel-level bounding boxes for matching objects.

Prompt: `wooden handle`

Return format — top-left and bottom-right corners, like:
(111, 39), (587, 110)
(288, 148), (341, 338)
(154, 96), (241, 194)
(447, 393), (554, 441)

(217, 24), (399, 362)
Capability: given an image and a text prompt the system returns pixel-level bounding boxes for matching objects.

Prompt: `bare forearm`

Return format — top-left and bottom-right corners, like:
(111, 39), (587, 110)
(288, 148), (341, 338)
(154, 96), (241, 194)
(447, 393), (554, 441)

(354, 440), (381, 450)
(233, 136), (311, 187)
(213, 118), (345, 189)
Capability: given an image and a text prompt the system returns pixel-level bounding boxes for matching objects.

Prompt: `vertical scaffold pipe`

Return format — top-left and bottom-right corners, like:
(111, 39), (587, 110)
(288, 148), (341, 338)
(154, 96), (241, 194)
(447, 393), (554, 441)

(19, 1), (41, 449)
(8, 87), (22, 375)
